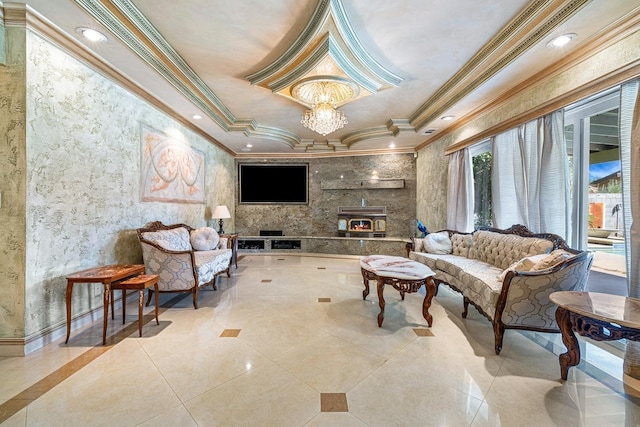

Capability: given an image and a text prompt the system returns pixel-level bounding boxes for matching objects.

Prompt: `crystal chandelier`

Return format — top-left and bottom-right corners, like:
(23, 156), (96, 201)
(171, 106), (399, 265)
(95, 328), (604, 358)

(301, 101), (348, 136)
(292, 76), (358, 136)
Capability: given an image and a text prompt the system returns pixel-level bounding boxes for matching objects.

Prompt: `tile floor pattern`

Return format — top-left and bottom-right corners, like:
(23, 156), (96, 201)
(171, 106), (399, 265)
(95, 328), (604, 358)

(1, 254), (640, 426)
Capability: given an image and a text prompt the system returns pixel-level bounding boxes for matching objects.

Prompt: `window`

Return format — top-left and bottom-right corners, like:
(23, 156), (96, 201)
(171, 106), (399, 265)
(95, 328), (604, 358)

(470, 139), (492, 228)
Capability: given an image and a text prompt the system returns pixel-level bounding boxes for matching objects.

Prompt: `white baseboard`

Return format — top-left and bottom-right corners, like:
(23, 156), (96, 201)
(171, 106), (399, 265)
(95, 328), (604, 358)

(0, 298), (124, 357)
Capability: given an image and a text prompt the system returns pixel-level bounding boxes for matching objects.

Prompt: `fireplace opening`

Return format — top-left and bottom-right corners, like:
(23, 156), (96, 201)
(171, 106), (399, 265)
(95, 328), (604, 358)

(338, 206), (386, 238)
(348, 219), (373, 231)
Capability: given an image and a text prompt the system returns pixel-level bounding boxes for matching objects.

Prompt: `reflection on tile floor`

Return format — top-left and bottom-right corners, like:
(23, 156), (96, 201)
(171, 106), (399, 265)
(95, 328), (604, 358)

(1, 254), (639, 426)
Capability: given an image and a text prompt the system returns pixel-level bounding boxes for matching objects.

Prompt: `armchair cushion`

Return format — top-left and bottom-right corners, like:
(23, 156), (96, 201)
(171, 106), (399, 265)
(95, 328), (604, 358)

(141, 227), (191, 251)
(190, 227), (220, 251)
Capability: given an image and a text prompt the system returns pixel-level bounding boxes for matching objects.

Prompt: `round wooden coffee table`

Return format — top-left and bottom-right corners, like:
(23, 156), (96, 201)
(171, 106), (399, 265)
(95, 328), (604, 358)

(360, 255), (436, 327)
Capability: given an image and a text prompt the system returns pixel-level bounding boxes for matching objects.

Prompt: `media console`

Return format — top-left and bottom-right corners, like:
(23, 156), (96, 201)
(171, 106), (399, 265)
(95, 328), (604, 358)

(237, 235), (410, 257)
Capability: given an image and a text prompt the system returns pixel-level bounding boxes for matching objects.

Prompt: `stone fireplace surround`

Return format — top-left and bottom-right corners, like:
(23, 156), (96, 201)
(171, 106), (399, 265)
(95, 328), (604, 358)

(234, 154), (416, 256)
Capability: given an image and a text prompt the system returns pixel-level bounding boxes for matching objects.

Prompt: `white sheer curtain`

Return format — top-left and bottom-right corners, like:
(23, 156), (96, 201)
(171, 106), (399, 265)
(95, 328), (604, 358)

(447, 147), (474, 232)
(491, 110), (569, 237)
(620, 80), (640, 379)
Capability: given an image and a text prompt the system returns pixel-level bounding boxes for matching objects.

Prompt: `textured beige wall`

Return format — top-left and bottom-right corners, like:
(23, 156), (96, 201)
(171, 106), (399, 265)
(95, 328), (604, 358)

(417, 29), (640, 232)
(416, 137), (450, 233)
(19, 32), (234, 338)
(0, 26), (27, 339)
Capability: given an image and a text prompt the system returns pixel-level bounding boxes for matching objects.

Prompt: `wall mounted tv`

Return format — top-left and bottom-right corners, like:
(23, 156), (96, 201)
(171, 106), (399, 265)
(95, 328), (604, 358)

(239, 163), (309, 204)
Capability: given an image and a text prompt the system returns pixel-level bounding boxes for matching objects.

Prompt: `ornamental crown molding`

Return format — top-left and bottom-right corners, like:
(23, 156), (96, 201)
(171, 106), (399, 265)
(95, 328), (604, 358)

(246, 0), (402, 108)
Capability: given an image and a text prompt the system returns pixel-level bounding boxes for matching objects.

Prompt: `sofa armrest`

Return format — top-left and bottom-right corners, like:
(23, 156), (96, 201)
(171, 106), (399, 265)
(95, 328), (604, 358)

(406, 241), (415, 257)
(496, 251), (594, 329)
(139, 241), (197, 291)
(218, 237), (229, 250)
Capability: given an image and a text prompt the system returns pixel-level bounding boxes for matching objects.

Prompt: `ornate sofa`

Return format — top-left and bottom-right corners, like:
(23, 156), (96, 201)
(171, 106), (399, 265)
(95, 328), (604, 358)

(137, 221), (233, 309)
(406, 224), (594, 354)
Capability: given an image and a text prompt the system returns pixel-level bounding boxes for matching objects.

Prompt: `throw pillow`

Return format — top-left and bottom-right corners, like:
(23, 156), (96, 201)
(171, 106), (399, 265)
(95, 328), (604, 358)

(422, 231), (452, 254)
(190, 227), (220, 251)
(497, 254), (547, 281)
(530, 249), (575, 271)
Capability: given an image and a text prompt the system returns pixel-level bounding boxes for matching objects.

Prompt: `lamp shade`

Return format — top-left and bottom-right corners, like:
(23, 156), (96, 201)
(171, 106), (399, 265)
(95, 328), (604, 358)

(212, 205), (231, 219)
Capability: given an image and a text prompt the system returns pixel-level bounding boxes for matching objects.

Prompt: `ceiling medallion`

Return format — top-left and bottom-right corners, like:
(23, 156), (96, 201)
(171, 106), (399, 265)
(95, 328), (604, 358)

(292, 76), (359, 136)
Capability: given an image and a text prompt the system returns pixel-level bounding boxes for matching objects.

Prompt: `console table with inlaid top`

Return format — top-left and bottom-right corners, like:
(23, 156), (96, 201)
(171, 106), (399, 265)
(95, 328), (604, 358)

(65, 264), (145, 345)
(550, 291), (640, 380)
(360, 255), (437, 327)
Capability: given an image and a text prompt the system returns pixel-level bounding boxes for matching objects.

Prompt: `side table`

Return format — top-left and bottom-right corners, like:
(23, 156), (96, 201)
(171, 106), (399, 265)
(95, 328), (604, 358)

(550, 291), (640, 380)
(65, 264), (145, 345)
(110, 274), (160, 337)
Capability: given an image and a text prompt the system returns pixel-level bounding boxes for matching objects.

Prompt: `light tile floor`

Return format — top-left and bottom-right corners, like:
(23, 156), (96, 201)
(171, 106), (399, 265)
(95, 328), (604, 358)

(1, 254), (639, 426)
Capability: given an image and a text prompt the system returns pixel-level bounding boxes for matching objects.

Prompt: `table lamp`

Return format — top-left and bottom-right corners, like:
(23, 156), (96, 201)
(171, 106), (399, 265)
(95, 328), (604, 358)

(212, 205), (231, 234)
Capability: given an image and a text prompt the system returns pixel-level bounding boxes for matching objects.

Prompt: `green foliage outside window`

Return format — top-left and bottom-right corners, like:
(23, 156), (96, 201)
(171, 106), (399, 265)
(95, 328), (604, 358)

(473, 151), (492, 228)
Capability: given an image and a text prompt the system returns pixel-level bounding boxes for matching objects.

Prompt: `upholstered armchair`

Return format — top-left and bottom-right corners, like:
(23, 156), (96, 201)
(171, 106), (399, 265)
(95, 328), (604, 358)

(137, 221), (233, 309)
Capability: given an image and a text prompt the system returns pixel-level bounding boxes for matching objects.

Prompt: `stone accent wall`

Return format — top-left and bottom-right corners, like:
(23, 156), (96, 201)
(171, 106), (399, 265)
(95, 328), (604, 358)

(235, 154), (416, 239)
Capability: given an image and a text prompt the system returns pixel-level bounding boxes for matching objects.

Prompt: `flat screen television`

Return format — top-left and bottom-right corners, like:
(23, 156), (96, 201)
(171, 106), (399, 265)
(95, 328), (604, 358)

(239, 163), (308, 204)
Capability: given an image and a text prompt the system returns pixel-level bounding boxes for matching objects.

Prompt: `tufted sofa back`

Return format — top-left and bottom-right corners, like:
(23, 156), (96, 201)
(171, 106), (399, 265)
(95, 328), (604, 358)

(470, 230), (554, 270)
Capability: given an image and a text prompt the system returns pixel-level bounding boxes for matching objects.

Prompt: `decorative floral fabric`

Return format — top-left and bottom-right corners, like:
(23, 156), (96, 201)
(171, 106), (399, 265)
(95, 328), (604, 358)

(194, 249), (232, 285)
(141, 244), (196, 291)
(190, 227), (220, 251)
(141, 227), (191, 252)
(139, 227), (233, 293)
(409, 230), (593, 328)
(501, 258), (592, 328)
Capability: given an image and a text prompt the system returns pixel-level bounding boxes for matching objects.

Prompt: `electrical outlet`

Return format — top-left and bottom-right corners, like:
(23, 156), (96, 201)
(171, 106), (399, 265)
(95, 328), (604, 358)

(93, 284), (102, 297)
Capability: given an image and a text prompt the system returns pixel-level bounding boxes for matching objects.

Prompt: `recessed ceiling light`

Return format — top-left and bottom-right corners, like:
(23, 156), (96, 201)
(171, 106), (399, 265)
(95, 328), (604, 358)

(441, 115), (455, 121)
(192, 114), (203, 120)
(76, 27), (107, 42)
(547, 33), (576, 48)
(388, 142), (396, 148)
(245, 144), (253, 148)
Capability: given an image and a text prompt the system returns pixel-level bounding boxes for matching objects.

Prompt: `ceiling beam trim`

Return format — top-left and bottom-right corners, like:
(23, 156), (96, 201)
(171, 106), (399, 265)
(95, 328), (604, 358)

(246, 0), (401, 91)
(409, 0), (590, 131)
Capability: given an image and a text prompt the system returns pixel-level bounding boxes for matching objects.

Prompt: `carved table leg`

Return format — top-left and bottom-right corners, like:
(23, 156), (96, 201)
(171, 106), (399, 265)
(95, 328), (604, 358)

(422, 278), (436, 327)
(138, 289), (144, 337)
(361, 268), (370, 300)
(103, 283), (111, 345)
(65, 282), (74, 344)
(556, 307), (580, 380)
(377, 278), (386, 327)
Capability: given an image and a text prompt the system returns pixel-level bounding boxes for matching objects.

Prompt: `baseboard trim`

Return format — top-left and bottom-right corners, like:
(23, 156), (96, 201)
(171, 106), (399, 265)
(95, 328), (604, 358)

(0, 298), (125, 357)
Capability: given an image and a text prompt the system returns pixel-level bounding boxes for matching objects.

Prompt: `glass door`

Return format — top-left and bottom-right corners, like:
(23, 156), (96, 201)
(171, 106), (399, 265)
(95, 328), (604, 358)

(564, 89), (624, 262)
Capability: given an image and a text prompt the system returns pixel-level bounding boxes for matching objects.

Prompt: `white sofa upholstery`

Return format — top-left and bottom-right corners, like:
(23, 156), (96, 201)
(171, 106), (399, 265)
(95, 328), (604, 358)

(406, 224), (594, 354)
(137, 221), (233, 309)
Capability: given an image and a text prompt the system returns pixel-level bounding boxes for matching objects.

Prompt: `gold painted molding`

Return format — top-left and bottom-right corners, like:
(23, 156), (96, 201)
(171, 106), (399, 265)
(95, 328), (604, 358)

(438, 11), (640, 155)
(410, 0), (590, 132)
